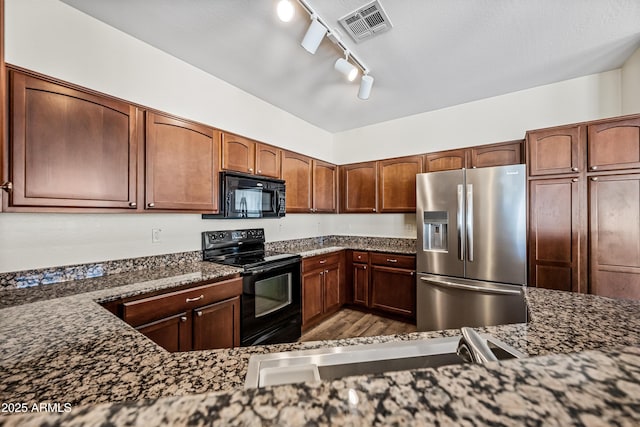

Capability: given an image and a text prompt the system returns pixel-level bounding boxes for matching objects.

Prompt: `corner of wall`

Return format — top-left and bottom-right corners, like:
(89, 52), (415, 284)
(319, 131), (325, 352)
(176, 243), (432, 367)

(622, 46), (640, 115)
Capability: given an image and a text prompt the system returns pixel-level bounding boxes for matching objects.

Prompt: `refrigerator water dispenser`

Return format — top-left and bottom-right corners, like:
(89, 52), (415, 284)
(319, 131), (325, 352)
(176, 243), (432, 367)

(423, 211), (448, 251)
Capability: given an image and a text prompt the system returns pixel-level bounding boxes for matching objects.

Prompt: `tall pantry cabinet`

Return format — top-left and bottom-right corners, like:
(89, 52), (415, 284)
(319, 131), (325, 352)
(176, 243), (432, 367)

(527, 115), (640, 299)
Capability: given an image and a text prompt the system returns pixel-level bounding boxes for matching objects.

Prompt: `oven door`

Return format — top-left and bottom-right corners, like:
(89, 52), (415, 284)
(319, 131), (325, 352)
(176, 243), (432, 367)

(241, 258), (301, 346)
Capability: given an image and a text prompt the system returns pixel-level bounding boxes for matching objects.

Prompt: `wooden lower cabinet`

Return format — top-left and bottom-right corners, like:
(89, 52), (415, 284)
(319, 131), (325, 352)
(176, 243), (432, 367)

(589, 173), (640, 299)
(137, 312), (191, 353)
(301, 252), (344, 329)
(370, 265), (416, 318)
(348, 251), (416, 320)
(192, 297), (240, 350)
(122, 277), (242, 352)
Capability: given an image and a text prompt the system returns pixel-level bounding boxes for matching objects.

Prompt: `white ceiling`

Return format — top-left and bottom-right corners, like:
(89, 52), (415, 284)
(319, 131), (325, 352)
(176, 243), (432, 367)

(60, 0), (640, 133)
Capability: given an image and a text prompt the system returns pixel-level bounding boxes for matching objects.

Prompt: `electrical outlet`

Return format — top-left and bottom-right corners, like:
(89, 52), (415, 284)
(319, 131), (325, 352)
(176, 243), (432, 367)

(152, 228), (162, 243)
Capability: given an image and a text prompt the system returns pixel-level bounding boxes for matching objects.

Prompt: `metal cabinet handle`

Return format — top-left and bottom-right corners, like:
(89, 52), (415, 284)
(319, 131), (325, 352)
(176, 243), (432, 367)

(0, 182), (12, 192)
(571, 167), (579, 172)
(180, 316), (187, 322)
(129, 202), (137, 208)
(258, 170), (262, 174)
(386, 259), (398, 263)
(591, 177), (599, 181)
(147, 203), (155, 208)
(372, 208), (376, 212)
(196, 311), (203, 317)
(363, 266), (367, 270)
(571, 178), (578, 183)
(249, 168), (254, 172)
(325, 270), (328, 273)
(319, 260), (327, 264)
(186, 295), (204, 303)
(590, 166), (598, 171)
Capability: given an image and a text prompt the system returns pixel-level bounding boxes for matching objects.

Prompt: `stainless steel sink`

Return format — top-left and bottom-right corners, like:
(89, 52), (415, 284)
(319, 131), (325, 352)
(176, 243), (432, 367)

(244, 332), (525, 388)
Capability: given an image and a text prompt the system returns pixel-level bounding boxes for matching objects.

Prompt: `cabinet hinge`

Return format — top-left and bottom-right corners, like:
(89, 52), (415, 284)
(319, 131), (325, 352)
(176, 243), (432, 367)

(0, 182), (12, 193)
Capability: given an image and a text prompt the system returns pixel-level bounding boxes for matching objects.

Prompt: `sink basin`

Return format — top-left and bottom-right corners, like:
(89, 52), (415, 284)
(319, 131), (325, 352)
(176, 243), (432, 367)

(245, 334), (524, 388)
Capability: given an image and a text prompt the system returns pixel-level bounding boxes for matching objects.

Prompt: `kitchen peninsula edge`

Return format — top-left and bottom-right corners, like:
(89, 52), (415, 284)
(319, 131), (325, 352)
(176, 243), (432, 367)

(1, 237), (639, 425)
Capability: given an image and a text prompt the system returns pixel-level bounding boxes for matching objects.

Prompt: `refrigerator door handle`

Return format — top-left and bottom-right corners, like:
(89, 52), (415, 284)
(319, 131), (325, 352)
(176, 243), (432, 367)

(457, 184), (464, 261)
(466, 184), (474, 262)
(418, 276), (522, 295)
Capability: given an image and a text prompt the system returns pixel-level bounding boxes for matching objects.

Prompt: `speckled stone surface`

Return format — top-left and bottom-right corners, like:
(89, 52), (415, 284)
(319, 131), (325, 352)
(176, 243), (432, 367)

(1, 236), (640, 425)
(267, 235), (416, 257)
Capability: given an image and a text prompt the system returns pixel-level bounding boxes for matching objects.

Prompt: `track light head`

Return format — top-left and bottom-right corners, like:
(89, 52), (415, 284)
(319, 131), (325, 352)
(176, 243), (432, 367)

(334, 57), (358, 82)
(301, 17), (327, 54)
(358, 74), (374, 100)
(277, 0), (295, 22)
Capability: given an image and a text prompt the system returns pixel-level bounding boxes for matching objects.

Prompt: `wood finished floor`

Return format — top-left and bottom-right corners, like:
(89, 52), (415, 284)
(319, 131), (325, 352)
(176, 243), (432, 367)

(299, 308), (417, 342)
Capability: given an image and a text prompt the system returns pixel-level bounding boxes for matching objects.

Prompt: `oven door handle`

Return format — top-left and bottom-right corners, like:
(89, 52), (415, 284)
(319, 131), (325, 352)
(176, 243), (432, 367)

(245, 258), (301, 275)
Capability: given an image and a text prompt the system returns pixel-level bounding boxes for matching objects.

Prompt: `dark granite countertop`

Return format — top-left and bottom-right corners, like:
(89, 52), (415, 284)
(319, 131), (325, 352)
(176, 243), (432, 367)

(1, 237), (640, 425)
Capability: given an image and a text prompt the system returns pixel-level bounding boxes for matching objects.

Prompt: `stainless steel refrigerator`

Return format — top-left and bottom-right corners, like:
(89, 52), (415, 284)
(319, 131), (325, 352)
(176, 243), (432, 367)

(416, 164), (527, 331)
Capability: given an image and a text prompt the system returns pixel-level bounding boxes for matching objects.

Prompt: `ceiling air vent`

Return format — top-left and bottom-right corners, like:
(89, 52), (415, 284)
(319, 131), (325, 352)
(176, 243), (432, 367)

(338, 0), (393, 44)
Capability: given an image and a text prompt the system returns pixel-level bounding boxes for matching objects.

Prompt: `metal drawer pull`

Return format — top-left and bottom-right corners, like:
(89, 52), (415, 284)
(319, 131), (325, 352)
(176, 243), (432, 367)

(419, 277), (521, 295)
(196, 311), (203, 317)
(386, 259), (398, 263)
(319, 260), (327, 264)
(186, 295), (204, 303)
(180, 316), (187, 322)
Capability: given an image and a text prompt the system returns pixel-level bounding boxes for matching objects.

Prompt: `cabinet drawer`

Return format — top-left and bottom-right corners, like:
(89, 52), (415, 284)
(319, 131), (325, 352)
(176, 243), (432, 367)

(370, 253), (415, 269)
(123, 277), (242, 327)
(302, 252), (341, 272)
(352, 251), (369, 263)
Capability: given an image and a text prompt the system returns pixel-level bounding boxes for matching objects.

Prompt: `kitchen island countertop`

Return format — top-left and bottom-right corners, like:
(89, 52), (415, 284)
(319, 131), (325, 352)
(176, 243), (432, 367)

(1, 245), (640, 425)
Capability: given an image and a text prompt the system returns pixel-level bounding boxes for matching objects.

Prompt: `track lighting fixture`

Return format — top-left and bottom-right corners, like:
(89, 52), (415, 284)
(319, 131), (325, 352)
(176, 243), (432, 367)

(358, 74), (374, 100)
(277, 0), (374, 99)
(334, 57), (358, 82)
(301, 17), (327, 54)
(276, 0), (295, 22)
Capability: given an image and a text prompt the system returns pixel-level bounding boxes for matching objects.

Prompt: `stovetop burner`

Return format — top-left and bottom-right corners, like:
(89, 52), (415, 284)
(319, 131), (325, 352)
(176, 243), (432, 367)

(202, 228), (299, 270)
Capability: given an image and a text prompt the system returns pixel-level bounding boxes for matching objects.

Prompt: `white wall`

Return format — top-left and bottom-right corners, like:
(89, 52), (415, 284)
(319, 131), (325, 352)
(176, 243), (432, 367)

(334, 70), (622, 164)
(0, 0), (630, 273)
(622, 47), (640, 115)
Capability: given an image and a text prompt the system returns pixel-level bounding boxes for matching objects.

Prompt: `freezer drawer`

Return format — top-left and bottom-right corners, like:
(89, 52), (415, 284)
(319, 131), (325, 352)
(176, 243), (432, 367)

(417, 274), (527, 332)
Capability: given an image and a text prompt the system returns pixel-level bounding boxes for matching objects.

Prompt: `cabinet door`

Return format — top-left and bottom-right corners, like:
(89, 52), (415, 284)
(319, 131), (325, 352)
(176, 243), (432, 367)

(370, 266), (416, 318)
(255, 143), (281, 178)
(221, 133), (256, 174)
(323, 264), (341, 312)
(302, 270), (323, 325)
(313, 160), (337, 213)
(137, 312), (191, 352)
(587, 117), (640, 172)
(340, 162), (377, 213)
(281, 151), (312, 213)
(589, 174), (640, 299)
(528, 178), (584, 293)
(378, 155), (423, 213)
(146, 112), (219, 211)
(527, 126), (582, 176)
(9, 71), (138, 208)
(424, 149), (468, 172)
(353, 263), (369, 307)
(470, 141), (523, 168)
(192, 297), (240, 350)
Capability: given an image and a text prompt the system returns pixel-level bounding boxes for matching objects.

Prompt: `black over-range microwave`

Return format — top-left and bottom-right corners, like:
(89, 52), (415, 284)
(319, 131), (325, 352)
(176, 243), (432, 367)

(202, 171), (286, 219)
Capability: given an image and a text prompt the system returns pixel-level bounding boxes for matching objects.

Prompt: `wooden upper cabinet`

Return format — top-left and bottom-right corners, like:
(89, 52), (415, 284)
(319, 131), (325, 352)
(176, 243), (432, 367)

(8, 70), (138, 209)
(340, 161), (377, 213)
(146, 112), (219, 212)
(424, 149), (468, 172)
(313, 160), (337, 213)
(378, 155), (423, 213)
(470, 140), (523, 168)
(221, 133), (255, 174)
(255, 143), (281, 178)
(587, 117), (640, 172)
(281, 150), (312, 212)
(527, 125), (583, 176)
(589, 173), (640, 300)
(528, 177), (584, 293)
